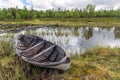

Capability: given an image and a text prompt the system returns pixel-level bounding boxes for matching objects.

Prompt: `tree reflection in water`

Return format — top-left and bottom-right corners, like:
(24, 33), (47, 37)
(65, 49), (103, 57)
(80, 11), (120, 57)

(82, 27), (93, 40)
(114, 27), (120, 39)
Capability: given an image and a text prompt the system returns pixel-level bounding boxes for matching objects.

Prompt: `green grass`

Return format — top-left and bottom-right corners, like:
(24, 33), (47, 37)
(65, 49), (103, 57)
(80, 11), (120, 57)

(0, 40), (120, 80)
(0, 18), (120, 29)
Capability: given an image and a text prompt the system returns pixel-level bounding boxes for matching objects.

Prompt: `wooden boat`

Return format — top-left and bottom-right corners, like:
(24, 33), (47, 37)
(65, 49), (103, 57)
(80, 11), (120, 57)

(14, 35), (70, 71)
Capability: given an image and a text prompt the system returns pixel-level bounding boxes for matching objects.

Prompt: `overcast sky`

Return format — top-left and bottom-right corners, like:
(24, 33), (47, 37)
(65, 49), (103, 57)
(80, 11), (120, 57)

(0, 0), (120, 10)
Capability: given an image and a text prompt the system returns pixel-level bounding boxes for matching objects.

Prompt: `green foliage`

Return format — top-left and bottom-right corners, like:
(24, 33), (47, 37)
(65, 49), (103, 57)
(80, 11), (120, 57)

(16, 12), (21, 20)
(0, 4), (120, 20)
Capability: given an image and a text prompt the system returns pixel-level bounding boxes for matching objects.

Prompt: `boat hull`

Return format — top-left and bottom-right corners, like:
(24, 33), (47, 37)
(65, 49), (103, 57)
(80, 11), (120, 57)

(14, 35), (70, 71)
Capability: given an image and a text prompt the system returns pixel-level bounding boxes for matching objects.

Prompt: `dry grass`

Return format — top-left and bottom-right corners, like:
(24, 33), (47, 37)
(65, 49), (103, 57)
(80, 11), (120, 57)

(0, 40), (120, 80)
(0, 18), (120, 29)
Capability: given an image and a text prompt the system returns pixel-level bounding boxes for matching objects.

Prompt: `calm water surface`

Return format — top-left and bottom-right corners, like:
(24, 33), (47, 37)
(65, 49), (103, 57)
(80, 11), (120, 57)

(0, 26), (120, 54)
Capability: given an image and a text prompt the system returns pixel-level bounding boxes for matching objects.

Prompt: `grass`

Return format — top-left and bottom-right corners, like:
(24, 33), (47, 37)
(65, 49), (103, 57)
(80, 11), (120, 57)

(0, 18), (120, 30)
(0, 40), (120, 80)
(68, 47), (120, 80)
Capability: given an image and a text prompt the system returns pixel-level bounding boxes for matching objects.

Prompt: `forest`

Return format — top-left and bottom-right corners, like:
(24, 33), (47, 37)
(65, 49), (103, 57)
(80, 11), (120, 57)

(0, 4), (120, 20)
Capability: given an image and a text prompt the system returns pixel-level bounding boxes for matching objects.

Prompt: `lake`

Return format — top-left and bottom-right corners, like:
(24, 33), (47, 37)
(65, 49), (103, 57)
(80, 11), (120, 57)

(0, 26), (120, 54)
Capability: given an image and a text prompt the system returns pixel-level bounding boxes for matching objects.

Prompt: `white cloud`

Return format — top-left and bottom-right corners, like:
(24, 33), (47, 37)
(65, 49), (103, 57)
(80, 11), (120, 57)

(28, 0), (54, 10)
(0, 0), (120, 10)
(26, 0), (31, 4)
(95, 5), (108, 11)
(28, 0), (93, 10)
(113, 4), (120, 10)
(0, 0), (25, 9)
(51, 0), (93, 10)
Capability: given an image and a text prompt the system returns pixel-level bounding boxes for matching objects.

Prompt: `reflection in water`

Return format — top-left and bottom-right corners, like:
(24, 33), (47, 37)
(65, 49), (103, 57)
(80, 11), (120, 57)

(114, 27), (120, 39)
(82, 27), (93, 40)
(0, 27), (120, 54)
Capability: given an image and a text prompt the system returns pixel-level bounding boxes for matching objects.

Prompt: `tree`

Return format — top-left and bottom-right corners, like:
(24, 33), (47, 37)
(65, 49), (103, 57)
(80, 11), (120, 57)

(85, 4), (95, 17)
(0, 4), (120, 20)
(16, 12), (21, 20)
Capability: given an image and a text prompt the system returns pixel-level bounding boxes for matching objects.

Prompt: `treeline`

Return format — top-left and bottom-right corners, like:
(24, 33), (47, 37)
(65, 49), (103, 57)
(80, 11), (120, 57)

(0, 4), (120, 20)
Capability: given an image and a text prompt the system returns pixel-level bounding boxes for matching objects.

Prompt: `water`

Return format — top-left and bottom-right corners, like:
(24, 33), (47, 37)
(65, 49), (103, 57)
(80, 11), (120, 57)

(0, 26), (120, 54)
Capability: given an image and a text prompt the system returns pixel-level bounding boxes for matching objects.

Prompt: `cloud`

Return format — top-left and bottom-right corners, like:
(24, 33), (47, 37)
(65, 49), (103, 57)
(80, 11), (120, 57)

(28, 0), (94, 10)
(93, 0), (120, 10)
(0, 0), (120, 10)
(113, 4), (120, 10)
(0, 0), (24, 9)
(51, 0), (93, 10)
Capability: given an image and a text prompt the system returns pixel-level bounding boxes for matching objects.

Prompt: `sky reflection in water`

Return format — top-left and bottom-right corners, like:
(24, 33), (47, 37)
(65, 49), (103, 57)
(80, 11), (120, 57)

(17, 27), (120, 54)
(1, 26), (120, 54)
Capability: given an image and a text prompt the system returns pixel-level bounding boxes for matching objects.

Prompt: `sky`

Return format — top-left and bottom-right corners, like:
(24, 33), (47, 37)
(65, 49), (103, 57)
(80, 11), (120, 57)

(0, 0), (120, 10)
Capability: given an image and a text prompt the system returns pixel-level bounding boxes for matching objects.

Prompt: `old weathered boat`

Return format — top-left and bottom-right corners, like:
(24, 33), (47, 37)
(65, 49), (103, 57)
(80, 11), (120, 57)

(14, 34), (70, 71)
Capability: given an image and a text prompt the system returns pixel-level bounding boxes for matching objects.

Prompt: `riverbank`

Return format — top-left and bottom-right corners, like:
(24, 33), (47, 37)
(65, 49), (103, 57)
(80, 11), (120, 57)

(0, 18), (120, 28)
(0, 40), (120, 80)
